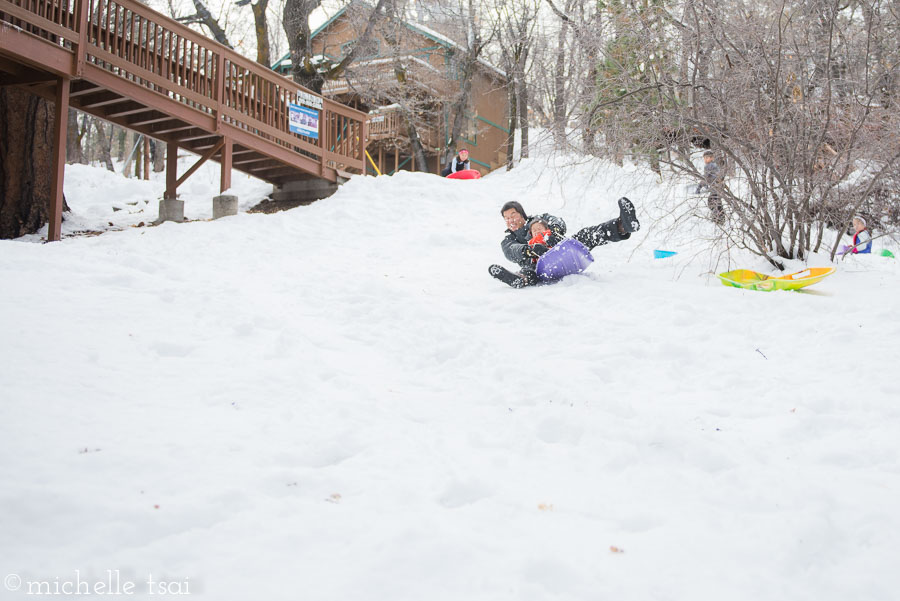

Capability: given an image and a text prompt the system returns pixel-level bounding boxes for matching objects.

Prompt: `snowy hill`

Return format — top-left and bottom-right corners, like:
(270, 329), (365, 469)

(1, 147), (899, 600)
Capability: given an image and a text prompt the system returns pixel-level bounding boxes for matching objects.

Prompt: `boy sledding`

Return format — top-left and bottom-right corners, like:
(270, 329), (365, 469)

(489, 198), (640, 288)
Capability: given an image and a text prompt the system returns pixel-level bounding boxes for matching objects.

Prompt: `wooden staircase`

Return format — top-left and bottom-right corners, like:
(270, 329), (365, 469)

(0, 0), (368, 240)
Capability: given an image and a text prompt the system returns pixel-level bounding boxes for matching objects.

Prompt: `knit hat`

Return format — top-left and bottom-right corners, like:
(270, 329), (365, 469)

(526, 217), (549, 231)
(500, 201), (526, 219)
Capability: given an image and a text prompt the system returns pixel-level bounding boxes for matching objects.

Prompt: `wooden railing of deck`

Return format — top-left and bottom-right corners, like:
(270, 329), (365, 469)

(0, 0), (367, 180)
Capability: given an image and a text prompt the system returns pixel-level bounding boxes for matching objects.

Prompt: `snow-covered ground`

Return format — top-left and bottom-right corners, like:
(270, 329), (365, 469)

(2, 144), (899, 601)
(25, 155), (273, 239)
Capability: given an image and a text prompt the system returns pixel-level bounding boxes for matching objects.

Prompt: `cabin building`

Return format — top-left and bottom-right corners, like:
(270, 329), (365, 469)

(273, 1), (510, 176)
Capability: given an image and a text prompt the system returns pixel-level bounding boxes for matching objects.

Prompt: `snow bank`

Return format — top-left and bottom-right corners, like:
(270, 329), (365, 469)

(1, 149), (898, 601)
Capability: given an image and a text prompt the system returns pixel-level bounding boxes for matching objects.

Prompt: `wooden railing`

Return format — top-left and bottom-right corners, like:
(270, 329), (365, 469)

(0, 0), (367, 177)
(367, 106), (439, 150)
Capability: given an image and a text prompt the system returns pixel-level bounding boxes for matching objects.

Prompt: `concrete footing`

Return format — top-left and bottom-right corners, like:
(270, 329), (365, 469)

(158, 199), (184, 223)
(213, 194), (239, 219)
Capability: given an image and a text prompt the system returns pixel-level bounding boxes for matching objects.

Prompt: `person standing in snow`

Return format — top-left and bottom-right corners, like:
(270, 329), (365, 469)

(494, 198), (639, 287)
(442, 148), (471, 177)
(841, 215), (873, 254)
(695, 151), (725, 224)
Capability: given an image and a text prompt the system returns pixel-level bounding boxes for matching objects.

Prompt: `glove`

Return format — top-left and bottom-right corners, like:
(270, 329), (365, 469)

(550, 223), (564, 236)
(546, 232), (564, 247)
(523, 245), (548, 261)
(531, 244), (550, 257)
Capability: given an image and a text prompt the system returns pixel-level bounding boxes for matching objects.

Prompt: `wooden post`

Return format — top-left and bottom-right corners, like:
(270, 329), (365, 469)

(165, 143), (178, 199)
(220, 137), (232, 192)
(411, 147), (415, 172)
(359, 118), (367, 167)
(48, 77), (70, 242)
(143, 137), (150, 181)
(74, 0), (88, 77)
(319, 107), (326, 178)
(214, 53), (225, 132)
(394, 148), (398, 174)
(378, 146), (383, 176)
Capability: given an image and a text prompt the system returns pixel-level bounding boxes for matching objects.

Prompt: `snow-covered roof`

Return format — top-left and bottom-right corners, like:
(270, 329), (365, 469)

(403, 20), (507, 80)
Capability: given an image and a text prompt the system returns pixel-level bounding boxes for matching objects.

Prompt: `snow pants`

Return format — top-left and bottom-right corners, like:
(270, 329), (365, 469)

(707, 193), (725, 224)
(572, 218), (631, 250)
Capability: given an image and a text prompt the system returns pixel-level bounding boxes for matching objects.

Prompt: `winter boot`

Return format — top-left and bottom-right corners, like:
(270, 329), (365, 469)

(618, 197), (640, 233)
(489, 265), (541, 288)
(489, 264), (526, 288)
(573, 218), (630, 249)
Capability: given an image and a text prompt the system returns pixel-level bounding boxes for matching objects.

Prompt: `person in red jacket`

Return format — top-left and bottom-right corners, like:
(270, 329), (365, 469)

(850, 216), (873, 254)
(525, 219), (564, 264)
(840, 215), (873, 254)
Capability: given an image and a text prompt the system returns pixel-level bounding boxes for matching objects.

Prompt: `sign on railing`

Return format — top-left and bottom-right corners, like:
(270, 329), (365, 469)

(296, 90), (323, 110)
(289, 104), (319, 140)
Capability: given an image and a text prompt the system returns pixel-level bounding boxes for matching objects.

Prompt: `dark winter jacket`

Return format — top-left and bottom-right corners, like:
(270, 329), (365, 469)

(443, 156), (471, 176)
(697, 160), (723, 193)
(705, 160), (722, 186)
(501, 213), (567, 268)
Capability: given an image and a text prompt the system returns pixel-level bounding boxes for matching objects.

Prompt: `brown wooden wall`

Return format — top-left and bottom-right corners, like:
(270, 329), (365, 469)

(309, 11), (510, 175)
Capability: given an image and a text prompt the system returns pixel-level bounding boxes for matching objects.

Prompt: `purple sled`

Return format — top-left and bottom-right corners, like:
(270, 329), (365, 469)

(535, 239), (594, 281)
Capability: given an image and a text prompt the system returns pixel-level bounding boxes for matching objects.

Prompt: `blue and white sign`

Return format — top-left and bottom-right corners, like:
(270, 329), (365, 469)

(289, 103), (319, 139)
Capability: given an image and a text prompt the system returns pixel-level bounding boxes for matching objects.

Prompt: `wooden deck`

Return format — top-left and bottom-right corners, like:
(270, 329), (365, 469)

(367, 105), (439, 150)
(0, 0), (368, 239)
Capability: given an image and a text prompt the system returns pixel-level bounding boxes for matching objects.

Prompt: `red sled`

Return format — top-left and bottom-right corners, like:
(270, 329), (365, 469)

(446, 169), (481, 180)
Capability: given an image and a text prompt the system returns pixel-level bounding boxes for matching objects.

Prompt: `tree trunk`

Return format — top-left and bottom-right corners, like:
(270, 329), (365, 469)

(93, 119), (115, 172)
(552, 15), (569, 149)
(518, 74), (529, 160)
(283, 0), (386, 92)
(283, 0), (325, 92)
(151, 140), (166, 172)
(66, 109), (85, 164)
(252, 0), (271, 67)
(116, 128), (127, 161)
(404, 114), (428, 172)
(123, 132), (134, 177)
(506, 73), (517, 170)
(134, 139), (143, 179)
(0, 88), (69, 239)
(448, 51), (478, 152)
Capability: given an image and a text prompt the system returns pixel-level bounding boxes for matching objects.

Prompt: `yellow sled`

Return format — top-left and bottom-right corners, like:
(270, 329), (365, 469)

(718, 267), (836, 292)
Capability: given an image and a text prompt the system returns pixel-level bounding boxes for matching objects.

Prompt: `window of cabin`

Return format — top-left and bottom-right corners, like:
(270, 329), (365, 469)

(460, 114), (477, 146)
